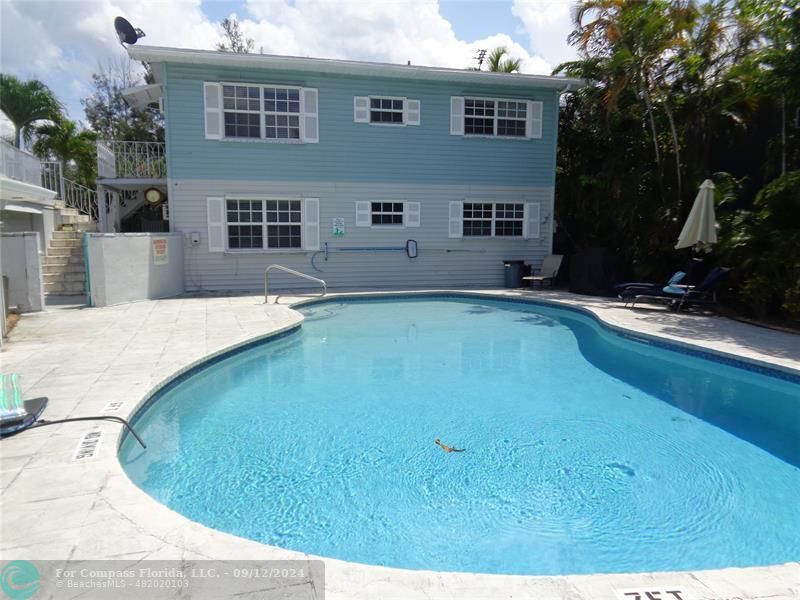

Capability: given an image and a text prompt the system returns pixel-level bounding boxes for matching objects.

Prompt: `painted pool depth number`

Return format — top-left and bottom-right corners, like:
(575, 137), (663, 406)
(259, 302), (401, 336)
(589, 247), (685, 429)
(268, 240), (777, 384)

(617, 590), (688, 600)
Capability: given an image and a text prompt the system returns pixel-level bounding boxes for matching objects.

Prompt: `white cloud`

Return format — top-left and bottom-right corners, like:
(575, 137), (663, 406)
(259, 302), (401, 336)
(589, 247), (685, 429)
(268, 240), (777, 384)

(512, 0), (578, 71)
(1, 0), (568, 132)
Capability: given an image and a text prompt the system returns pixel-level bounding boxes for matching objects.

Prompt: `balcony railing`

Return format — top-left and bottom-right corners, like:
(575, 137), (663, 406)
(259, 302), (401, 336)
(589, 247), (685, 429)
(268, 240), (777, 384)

(0, 140), (44, 187)
(97, 140), (166, 179)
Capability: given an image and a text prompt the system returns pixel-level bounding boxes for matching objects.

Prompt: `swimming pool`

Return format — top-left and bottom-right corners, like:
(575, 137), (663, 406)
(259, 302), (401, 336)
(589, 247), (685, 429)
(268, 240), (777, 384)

(120, 296), (800, 575)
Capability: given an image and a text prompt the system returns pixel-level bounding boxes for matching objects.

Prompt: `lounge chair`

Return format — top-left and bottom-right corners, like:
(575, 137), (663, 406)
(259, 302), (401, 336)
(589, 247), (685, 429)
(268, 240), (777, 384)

(617, 271), (687, 302)
(615, 258), (705, 296)
(629, 267), (731, 312)
(523, 255), (563, 288)
(0, 373), (146, 447)
(1, 374), (48, 437)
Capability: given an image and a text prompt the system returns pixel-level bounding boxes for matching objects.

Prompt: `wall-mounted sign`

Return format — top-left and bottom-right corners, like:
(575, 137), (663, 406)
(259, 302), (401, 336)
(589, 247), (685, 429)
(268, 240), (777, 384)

(153, 237), (168, 265)
(333, 217), (345, 237)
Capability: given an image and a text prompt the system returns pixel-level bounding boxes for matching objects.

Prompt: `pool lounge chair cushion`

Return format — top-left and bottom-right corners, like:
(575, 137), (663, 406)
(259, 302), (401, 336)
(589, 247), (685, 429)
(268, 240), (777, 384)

(0, 397), (48, 436)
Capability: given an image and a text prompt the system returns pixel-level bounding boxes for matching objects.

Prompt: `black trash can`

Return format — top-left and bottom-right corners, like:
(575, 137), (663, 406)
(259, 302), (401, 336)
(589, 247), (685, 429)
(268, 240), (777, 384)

(503, 260), (525, 288)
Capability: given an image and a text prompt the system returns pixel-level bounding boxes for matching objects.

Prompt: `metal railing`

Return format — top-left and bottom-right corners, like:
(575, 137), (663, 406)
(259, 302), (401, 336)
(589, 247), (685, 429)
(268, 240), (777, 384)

(265, 265), (327, 304)
(62, 178), (98, 221)
(97, 140), (166, 179)
(0, 140), (44, 187)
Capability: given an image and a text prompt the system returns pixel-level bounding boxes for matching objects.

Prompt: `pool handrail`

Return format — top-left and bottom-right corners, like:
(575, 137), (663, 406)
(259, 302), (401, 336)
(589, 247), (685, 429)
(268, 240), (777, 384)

(265, 264), (327, 304)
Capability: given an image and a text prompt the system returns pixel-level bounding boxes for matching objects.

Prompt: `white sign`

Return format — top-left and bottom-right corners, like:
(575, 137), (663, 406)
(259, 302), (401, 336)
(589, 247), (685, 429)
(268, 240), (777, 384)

(333, 217), (345, 237)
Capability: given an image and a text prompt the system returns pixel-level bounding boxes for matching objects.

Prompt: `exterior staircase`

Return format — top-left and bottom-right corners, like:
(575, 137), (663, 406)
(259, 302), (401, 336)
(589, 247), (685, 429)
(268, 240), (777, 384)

(43, 207), (93, 296)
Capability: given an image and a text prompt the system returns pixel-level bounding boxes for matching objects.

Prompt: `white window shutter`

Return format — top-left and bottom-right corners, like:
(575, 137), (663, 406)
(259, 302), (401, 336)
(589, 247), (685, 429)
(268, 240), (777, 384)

(355, 201), (371, 226)
(405, 202), (421, 227)
(450, 97), (465, 136)
(526, 101), (543, 139)
(207, 197), (225, 251)
(523, 202), (541, 239)
(301, 88), (319, 143)
(448, 201), (463, 238)
(303, 198), (320, 250)
(354, 96), (370, 123)
(203, 82), (222, 140)
(405, 99), (421, 126)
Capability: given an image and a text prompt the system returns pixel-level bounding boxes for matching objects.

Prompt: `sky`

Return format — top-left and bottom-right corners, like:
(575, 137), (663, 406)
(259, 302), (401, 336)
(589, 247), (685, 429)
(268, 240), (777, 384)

(0, 0), (578, 136)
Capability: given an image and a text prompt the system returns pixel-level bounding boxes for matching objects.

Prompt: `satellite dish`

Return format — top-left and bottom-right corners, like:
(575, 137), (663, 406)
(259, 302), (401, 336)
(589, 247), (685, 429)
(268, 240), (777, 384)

(114, 16), (146, 46)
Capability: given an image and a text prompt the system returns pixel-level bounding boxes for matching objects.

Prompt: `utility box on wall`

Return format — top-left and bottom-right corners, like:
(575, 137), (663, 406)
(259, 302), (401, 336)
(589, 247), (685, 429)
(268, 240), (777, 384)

(86, 233), (185, 307)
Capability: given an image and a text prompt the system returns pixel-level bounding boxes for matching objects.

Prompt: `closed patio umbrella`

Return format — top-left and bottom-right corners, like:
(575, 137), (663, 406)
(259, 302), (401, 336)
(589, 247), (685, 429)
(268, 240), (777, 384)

(675, 179), (717, 251)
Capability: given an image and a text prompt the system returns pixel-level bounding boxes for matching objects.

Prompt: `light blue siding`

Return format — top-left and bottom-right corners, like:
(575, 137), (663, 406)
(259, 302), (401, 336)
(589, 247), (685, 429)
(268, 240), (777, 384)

(164, 64), (559, 187)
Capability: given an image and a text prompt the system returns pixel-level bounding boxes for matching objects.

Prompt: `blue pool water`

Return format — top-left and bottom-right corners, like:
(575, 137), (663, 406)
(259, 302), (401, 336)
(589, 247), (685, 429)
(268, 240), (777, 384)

(120, 297), (800, 575)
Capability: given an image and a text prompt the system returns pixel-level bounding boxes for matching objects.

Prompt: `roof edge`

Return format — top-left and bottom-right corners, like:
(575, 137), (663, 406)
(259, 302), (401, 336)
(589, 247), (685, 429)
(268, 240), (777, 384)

(127, 46), (585, 90)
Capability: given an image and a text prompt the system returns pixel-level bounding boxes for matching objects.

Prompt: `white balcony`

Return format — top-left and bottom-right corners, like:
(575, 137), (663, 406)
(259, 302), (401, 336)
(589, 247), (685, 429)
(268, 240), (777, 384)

(0, 140), (45, 188)
(97, 140), (166, 180)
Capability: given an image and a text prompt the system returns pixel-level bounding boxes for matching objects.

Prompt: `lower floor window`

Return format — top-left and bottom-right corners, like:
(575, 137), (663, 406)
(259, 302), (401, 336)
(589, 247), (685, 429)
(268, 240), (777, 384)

(227, 198), (302, 249)
(371, 201), (404, 225)
(463, 202), (523, 237)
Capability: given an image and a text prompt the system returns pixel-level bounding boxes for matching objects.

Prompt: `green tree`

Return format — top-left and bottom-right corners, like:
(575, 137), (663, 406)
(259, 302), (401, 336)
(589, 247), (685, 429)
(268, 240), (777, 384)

(32, 117), (98, 187)
(486, 46), (522, 73)
(217, 17), (254, 54)
(0, 74), (61, 148)
(81, 58), (164, 142)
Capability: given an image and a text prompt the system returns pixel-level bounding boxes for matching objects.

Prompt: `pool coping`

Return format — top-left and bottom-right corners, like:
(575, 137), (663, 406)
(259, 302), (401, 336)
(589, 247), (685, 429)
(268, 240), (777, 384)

(109, 290), (800, 599)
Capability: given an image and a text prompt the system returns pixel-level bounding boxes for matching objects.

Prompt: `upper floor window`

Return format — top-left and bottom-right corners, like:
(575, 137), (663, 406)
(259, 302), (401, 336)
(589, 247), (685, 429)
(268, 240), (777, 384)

(204, 82), (318, 143)
(451, 97), (543, 139)
(370, 97), (404, 124)
(354, 96), (421, 126)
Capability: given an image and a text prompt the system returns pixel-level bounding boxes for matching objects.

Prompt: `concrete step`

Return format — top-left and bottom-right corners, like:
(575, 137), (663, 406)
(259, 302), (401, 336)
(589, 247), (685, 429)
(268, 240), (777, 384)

(59, 223), (96, 233)
(42, 263), (85, 275)
(42, 255), (84, 267)
(59, 207), (80, 217)
(44, 272), (85, 284)
(52, 231), (83, 240)
(48, 246), (83, 257)
(44, 281), (86, 294)
(44, 290), (86, 297)
(49, 238), (83, 248)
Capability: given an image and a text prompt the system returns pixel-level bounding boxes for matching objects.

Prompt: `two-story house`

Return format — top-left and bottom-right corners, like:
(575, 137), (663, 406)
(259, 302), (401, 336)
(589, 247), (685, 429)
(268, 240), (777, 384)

(120, 46), (581, 291)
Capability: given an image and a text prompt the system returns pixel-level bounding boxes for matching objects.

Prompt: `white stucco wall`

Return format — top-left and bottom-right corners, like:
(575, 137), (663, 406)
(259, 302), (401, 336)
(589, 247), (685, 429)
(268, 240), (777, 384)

(0, 232), (44, 312)
(87, 233), (185, 307)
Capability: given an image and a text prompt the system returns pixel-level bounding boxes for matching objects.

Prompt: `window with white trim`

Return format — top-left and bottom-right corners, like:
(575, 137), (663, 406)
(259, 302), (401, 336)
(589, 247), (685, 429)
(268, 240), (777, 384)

(223, 85), (261, 139)
(370, 97), (404, 124)
(371, 202), (404, 225)
(263, 87), (301, 139)
(226, 199), (302, 249)
(464, 98), (527, 137)
(221, 84), (302, 140)
(463, 202), (524, 237)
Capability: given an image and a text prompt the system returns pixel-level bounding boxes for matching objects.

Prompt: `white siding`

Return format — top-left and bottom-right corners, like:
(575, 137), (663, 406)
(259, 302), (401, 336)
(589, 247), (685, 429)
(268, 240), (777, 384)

(170, 179), (555, 292)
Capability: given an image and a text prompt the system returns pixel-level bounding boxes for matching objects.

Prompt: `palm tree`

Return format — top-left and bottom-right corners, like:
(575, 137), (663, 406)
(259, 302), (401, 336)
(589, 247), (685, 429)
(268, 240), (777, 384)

(32, 117), (98, 190)
(487, 47), (522, 73)
(0, 74), (62, 148)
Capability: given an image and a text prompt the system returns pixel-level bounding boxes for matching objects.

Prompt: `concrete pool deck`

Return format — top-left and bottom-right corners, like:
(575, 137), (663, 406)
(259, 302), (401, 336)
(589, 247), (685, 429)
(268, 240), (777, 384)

(1, 289), (798, 599)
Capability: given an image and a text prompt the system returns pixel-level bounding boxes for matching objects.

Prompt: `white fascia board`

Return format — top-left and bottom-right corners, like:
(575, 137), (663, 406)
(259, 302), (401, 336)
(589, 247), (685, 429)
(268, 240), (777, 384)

(128, 46), (585, 91)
